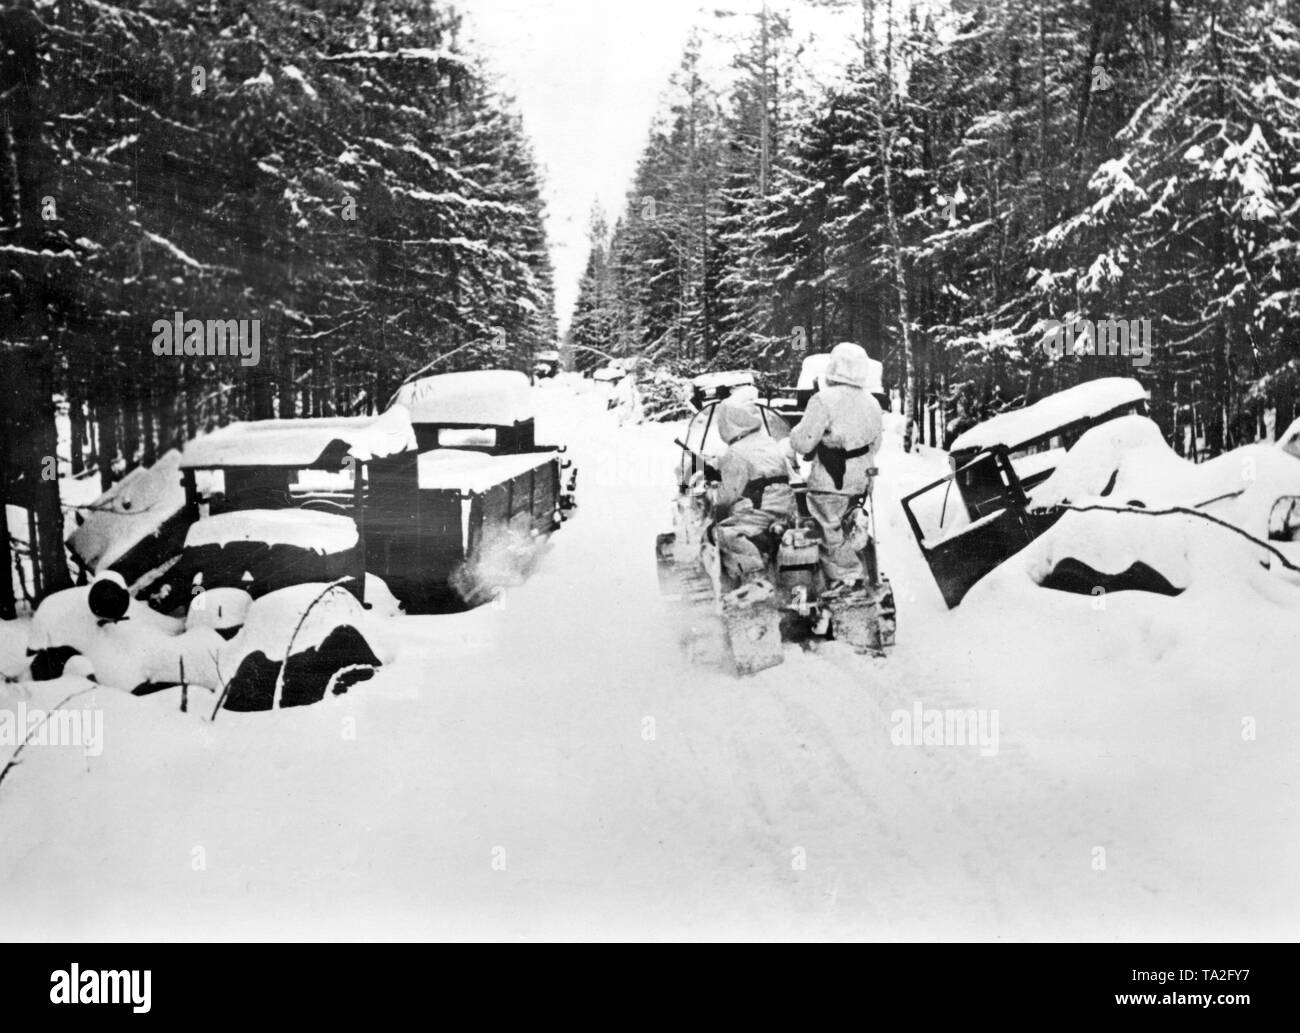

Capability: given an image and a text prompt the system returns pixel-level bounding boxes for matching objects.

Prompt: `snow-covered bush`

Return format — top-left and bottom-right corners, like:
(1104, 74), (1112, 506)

(639, 367), (693, 423)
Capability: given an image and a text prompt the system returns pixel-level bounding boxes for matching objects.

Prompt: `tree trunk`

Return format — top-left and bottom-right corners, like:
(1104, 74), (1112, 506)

(68, 380), (86, 476)
(277, 318), (296, 419)
(183, 368), (197, 441)
(141, 377), (157, 467)
(98, 391), (119, 493)
(1038, 0), (1051, 231)
(876, 115), (916, 448)
(0, 352), (16, 620)
(1275, 377), (1295, 440)
(0, 489), (12, 619)
(250, 365), (275, 420)
(122, 376), (141, 474)
(28, 349), (71, 598)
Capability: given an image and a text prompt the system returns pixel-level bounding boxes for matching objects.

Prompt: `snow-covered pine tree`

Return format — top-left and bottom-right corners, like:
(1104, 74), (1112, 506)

(0, 0), (555, 610)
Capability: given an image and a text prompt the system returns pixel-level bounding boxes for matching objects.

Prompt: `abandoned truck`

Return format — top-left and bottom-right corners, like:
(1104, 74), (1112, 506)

(34, 369), (575, 702)
(655, 396), (895, 675)
(900, 377), (1151, 607)
(68, 369), (575, 616)
(161, 405), (416, 609)
(386, 369), (576, 609)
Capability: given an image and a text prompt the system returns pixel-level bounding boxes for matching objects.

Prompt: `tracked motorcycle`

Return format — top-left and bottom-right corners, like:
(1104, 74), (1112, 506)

(654, 400), (894, 675)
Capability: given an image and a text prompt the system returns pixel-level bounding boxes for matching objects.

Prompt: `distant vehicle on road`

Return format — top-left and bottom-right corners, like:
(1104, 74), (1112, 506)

(689, 370), (755, 410)
(532, 349), (561, 380)
(590, 364), (628, 384)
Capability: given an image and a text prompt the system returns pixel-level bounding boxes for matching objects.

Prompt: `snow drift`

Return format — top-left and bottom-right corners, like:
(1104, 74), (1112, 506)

(1023, 415), (1300, 597)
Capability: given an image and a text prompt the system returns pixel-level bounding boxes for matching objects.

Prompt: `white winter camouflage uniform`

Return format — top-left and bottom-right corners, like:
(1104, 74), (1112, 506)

(788, 343), (883, 586)
(711, 397), (796, 582)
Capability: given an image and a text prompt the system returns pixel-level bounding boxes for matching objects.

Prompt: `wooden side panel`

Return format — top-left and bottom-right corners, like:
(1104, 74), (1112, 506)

(363, 453), (419, 583)
(418, 488), (466, 581)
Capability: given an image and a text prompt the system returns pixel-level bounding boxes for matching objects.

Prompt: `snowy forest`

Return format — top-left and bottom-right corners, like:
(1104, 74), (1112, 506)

(0, 0), (556, 616)
(569, 0), (1300, 455)
(5, 0), (1300, 949)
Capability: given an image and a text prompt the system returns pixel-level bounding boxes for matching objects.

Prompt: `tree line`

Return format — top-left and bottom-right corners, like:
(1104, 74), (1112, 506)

(569, 0), (1299, 457)
(0, 0), (556, 616)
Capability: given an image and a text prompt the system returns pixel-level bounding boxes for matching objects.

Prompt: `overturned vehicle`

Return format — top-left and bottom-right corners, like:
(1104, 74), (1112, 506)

(655, 392), (895, 676)
(901, 376), (1300, 606)
(900, 377), (1149, 606)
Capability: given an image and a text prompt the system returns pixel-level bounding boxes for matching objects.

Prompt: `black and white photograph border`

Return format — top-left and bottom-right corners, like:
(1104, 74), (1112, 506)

(0, 0), (1297, 949)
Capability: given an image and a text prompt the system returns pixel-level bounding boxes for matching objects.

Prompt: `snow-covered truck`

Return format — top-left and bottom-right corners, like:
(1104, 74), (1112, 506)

(71, 369), (574, 616)
(900, 377), (1150, 607)
(1021, 413), (1300, 598)
(28, 370), (574, 697)
(385, 369), (575, 609)
(163, 406), (416, 610)
(175, 371), (573, 613)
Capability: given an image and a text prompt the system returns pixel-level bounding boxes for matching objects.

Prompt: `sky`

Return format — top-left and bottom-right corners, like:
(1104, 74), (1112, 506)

(457, 0), (867, 335)
(457, 0), (707, 333)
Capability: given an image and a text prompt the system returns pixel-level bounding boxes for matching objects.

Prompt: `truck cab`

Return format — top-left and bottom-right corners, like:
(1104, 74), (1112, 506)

(169, 407), (419, 610)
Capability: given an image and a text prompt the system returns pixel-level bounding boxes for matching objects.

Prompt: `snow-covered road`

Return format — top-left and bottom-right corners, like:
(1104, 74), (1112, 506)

(1, 379), (1297, 940)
